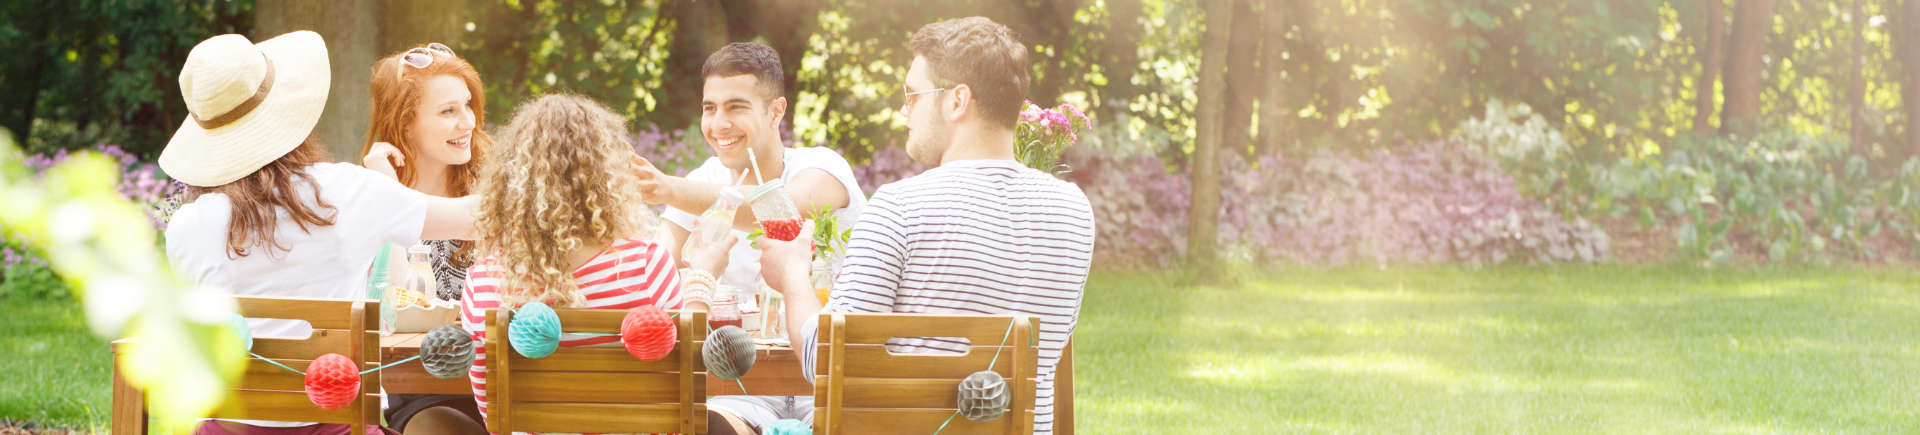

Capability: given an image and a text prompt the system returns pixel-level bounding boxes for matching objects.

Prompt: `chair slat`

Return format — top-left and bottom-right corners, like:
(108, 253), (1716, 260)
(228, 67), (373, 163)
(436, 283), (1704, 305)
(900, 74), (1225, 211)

(214, 389), (379, 423)
(511, 346), (704, 372)
(511, 371), (692, 403)
(836, 409), (1034, 435)
(839, 376), (1036, 410)
(506, 403), (706, 434)
(235, 296), (366, 330)
(838, 345), (1020, 379)
(840, 314), (1035, 344)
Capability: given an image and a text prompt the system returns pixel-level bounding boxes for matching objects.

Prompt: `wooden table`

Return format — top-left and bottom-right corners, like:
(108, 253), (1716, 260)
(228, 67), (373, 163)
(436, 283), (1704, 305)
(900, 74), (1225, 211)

(378, 333), (814, 397)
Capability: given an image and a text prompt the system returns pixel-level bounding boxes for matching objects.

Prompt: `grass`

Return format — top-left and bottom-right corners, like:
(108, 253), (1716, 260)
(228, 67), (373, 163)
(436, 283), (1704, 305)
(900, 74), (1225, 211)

(1076, 265), (1920, 433)
(4, 265), (1920, 432)
(0, 297), (110, 431)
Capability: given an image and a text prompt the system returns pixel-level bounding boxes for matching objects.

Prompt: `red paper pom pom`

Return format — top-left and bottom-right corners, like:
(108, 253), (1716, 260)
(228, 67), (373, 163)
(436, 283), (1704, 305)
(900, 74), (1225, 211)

(304, 353), (361, 410)
(621, 305), (677, 361)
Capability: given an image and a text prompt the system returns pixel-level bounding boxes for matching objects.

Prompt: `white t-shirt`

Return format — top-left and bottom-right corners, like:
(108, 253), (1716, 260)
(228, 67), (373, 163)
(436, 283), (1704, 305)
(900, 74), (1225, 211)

(661, 146), (866, 291)
(166, 162), (429, 339)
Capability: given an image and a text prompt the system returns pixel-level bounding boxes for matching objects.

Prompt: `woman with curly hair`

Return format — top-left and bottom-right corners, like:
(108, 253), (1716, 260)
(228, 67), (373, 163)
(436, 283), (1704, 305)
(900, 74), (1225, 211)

(457, 94), (735, 428)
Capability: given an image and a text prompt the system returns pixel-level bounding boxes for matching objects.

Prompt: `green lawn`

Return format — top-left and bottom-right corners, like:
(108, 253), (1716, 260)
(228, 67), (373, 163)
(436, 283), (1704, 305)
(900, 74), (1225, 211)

(0, 298), (110, 431)
(1077, 265), (1920, 432)
(5, 266), (1920, 432)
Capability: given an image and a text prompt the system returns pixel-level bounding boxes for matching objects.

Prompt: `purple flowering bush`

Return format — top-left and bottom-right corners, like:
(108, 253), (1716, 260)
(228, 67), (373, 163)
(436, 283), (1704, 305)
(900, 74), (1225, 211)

(851, 145), (927, 195)
(6, 144), (182, 299)
(629, 124), (709, 177)
(1062, 141), (1608, 268)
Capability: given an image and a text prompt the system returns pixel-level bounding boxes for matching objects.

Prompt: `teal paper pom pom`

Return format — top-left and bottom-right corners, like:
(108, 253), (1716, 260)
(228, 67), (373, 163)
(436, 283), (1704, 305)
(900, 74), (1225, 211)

(230, 313), (252, 352)
(763, 418), (811, 435)
(508, 301), (561, 359)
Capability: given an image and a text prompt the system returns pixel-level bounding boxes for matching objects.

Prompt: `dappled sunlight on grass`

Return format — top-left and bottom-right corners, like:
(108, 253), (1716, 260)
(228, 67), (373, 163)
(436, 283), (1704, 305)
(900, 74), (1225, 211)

(1078, 265), (1920, 432)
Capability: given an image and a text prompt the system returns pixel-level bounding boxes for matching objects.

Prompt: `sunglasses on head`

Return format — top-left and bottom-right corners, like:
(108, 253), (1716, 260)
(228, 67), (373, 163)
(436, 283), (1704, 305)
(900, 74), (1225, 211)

(399, 43), (456, 75)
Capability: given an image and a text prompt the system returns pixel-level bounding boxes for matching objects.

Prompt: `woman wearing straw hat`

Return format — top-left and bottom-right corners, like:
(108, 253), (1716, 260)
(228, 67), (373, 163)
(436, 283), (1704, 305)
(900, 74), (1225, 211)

(159, 30), (477, 435)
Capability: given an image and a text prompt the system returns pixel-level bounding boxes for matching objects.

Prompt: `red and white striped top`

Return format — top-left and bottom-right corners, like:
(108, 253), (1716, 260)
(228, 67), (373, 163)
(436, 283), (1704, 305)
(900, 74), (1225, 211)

(460, 238), (683, 434)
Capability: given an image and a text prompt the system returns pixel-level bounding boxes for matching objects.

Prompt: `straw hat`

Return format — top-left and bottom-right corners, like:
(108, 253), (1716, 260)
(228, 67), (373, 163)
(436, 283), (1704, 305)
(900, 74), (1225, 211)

(160, 31), (330, 187)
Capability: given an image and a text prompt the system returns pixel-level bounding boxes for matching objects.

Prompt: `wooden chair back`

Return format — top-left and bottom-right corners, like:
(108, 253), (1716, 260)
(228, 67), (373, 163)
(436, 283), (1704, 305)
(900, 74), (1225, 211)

(485, 308), (707, 434)
(212, 296), (381, 435)
(813, 313), (1040, 435)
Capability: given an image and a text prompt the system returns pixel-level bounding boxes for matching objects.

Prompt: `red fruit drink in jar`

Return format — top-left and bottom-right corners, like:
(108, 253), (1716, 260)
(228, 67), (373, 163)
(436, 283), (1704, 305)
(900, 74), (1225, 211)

(760, 217), (804, 242)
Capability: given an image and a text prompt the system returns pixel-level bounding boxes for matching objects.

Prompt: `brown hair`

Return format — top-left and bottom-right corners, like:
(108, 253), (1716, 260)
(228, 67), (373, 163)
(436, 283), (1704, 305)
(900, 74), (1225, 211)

(187, 137), (336, 259)
(362, 46), (492, 195)
(908, 17), (1030, 128)
(701, 42), (785, 101)
(474, 94), (657, 308)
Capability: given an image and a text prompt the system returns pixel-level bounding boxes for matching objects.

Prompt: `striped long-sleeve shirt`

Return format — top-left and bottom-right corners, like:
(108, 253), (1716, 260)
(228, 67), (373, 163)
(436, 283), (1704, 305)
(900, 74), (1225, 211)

(799, 159), (1095, 435)
(461, 238), (684, 434)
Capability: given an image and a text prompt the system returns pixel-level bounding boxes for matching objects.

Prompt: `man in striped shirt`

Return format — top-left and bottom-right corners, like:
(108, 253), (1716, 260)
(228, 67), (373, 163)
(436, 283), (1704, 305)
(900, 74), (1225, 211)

(758, 17), (1095, 435)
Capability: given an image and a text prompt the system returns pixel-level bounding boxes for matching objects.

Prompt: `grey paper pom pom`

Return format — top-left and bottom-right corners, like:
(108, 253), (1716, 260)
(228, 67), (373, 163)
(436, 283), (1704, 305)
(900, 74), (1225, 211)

(957, 370), (1009, 422)
(420, 324), (475, 379)
(703, 326), (757, 380)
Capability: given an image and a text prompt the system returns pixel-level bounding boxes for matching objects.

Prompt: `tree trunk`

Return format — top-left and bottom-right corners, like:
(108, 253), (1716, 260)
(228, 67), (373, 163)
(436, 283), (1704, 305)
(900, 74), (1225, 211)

(1904, 0), (1920, 157)
(1188, 0), (1232, 269)
(1720, 0), (1776, 136)
(1097, 0), (1143, 124)
(1256, 0), (1287, 156)
(1693, 0), (1724, 132)
(379, 0), (465, 54)
(1850, 0), (1867, 155)
(1223, 0), (1260, 158)
(255, 0), (379, 161)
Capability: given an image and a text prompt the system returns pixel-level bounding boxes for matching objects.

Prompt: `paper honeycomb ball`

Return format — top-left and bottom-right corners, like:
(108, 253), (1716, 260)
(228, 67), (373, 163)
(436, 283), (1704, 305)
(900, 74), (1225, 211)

(304, 353), (362, 410)
(702, 325), (756, 380)
(508, 301), (561, 359)
(420, 324), (476, 379)
(763, 418), (811, 435)
(229, 313), (252, 352)
(956, 370), (1009, 422)
(620, 305), (676, 361)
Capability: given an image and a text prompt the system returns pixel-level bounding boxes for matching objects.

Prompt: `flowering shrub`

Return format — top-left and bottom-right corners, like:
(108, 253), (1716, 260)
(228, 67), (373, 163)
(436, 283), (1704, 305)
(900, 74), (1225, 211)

(629, 124), (708, 177)
(1565, 130), (1920, 263)
(1016, 101), (1092, 175)
(4, 144), (181, 299)
(851, 145), (927, 195)
(1065, 141), (1609, 267)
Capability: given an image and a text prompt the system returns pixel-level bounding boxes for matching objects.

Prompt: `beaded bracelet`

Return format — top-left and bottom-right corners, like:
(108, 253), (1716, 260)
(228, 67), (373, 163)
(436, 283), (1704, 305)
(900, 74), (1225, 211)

(680, 267), (717, 306)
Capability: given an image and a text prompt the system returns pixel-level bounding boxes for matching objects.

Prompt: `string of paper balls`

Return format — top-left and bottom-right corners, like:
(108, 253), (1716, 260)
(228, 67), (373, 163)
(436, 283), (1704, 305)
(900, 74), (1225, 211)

(232, 302), (760, 411)
(229, 313), (424, 410)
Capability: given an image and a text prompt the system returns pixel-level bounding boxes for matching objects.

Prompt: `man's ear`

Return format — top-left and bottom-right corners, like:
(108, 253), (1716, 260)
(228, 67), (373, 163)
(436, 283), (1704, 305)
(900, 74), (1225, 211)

(947, 84), (972, 123)
(768, 96), (788, 126)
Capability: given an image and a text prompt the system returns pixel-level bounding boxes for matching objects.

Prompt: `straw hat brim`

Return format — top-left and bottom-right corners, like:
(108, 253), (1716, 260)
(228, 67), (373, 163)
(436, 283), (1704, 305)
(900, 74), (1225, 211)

(160, 31), (330, 187)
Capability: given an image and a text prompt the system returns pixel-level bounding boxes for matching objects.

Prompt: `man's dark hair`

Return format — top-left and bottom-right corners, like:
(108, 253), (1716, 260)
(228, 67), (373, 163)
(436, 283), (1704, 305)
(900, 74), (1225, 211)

(908, 17), (1030, 128)
(701, 42), (785, 101)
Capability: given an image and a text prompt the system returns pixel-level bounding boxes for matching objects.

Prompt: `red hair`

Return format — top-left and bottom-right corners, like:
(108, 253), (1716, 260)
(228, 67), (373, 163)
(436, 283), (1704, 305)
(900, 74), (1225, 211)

(362, 46), (492, 196)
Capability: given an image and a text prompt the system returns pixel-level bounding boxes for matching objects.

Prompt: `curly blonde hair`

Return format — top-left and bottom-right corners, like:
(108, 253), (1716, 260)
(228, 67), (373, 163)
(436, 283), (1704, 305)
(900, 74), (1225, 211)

(475, 94), (655, 308)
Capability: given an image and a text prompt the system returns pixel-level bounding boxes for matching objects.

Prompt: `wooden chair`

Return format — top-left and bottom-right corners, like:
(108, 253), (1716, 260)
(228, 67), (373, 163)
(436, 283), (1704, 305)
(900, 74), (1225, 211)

(111, 296), (381, 435)
(813, 313), (1040, 435)
(485, 308), (707, 434)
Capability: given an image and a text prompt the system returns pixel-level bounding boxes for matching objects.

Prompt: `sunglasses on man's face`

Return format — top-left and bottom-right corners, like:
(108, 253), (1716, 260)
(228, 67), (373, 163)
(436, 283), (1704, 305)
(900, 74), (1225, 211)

(399, 43), (457, 75)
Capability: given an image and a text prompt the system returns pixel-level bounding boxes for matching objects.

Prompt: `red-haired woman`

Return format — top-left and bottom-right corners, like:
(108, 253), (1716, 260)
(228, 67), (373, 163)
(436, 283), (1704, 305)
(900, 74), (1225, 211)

(357, 42), (493, 435)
